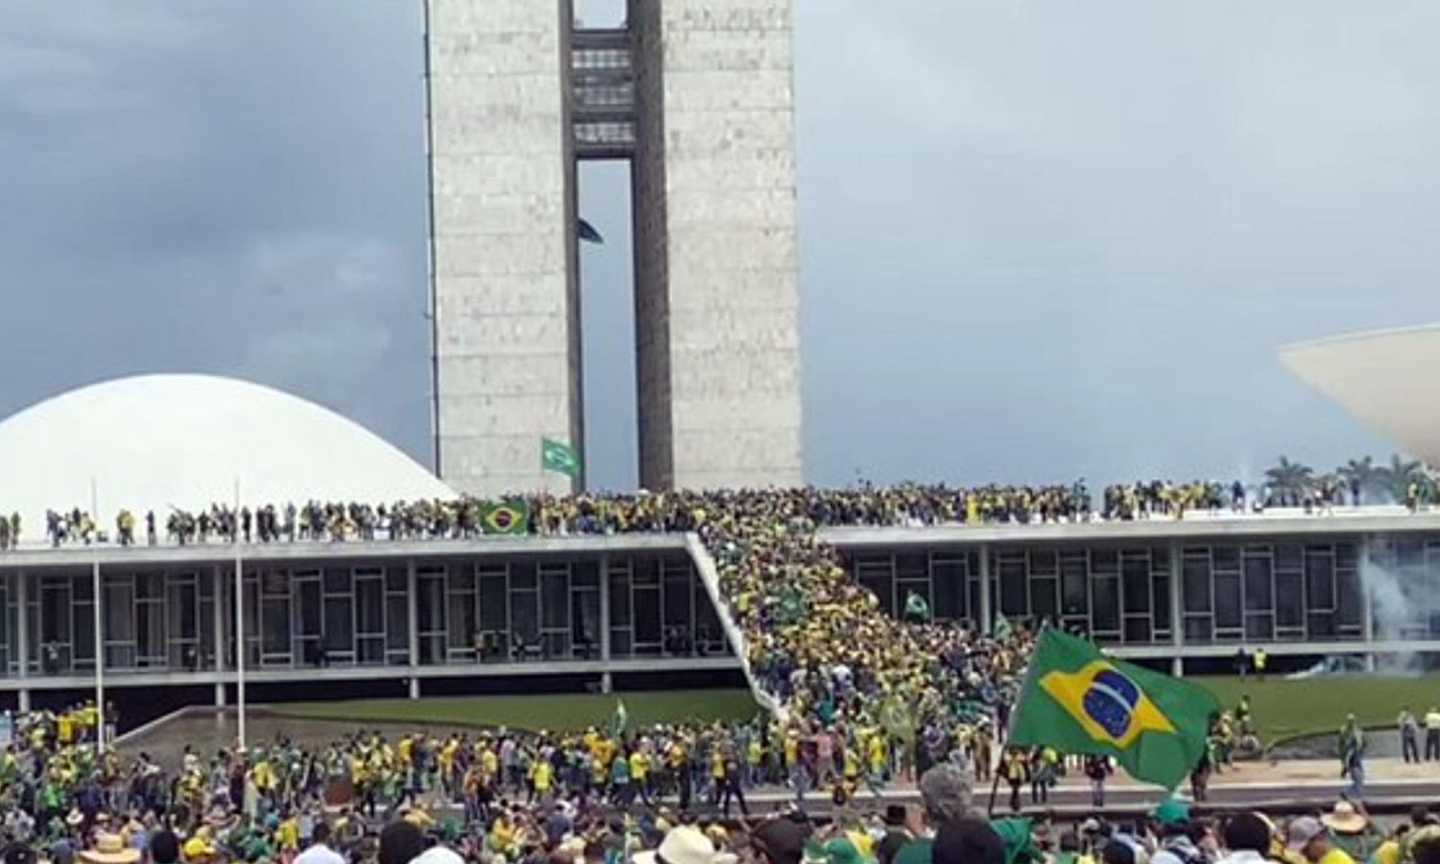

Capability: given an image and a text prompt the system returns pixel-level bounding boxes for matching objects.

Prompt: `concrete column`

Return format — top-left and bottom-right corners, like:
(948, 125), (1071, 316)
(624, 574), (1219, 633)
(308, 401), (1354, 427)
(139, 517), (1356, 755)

(18, 690), (30, 713)
(599, 555), (612, 694)
(15, 570), (28, 683)
(406, 558), (419, 695)
(1360, 534), (1376, 671)
(213, 566), (225, 674)
(978, 545), (992, 635)
(214, 682), (226, 707)
(1169, 542), (1184, 675)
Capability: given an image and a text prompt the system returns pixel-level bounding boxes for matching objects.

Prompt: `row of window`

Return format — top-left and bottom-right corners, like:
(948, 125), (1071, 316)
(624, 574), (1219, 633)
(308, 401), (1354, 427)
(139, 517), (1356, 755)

(4, 536), (1440, 676)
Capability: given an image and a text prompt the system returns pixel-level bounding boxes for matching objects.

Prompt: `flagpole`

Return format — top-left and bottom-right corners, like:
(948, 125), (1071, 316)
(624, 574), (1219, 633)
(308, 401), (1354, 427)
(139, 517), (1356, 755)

(234, 477), (246, 750)
(92, 477), (105, 753)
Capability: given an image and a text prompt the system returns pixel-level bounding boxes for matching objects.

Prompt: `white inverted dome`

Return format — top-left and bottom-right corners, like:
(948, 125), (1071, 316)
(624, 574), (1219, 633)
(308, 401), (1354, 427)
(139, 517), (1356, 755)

(0, 374), (456, 542)
(1281, 325), (1440, 468)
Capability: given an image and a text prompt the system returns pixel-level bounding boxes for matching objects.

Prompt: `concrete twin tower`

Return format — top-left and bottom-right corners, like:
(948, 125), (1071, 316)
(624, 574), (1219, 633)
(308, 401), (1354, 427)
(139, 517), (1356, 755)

(426, 0), (804, 495)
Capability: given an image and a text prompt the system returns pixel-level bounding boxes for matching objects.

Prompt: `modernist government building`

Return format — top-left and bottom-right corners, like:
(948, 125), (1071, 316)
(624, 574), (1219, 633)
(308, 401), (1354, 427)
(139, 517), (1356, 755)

(2, 355), (1440, 717)
(4, 0), (1440, 719)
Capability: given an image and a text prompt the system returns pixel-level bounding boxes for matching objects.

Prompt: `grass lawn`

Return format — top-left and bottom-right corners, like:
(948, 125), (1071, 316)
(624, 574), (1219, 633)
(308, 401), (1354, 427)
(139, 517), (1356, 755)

(1196, 674), (1440, 744)
(270, 688), (760, 733)
(269, 676), (1437, 747)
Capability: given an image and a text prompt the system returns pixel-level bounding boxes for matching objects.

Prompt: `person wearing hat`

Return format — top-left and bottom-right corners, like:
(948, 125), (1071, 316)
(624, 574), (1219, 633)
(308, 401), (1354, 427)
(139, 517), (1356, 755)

(1322, 802), (1379, 862)
(634, 826), (737, 864)
(183, 825), (223, 864)
(78, 835), (140, 864)
(1288, 817), (1354, 864)
(1149, 800), (1202, 864)
(876, 807), (918, 864)
(751, 814), (812, 864)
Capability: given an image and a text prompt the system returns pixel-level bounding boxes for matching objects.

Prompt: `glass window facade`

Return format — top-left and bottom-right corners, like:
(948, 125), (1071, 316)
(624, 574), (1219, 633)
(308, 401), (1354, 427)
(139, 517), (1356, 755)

(0, 531), (1423, 682)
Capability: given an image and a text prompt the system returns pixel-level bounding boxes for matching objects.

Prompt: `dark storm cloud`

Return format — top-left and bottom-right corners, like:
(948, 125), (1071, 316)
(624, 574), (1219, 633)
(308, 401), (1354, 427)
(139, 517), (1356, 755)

(4, 0), (1439, 491)
(0, 2), (432, 467)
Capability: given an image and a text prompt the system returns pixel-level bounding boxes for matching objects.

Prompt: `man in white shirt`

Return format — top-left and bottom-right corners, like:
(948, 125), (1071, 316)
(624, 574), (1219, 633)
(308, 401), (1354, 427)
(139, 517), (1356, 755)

(294, 822), (345, 864)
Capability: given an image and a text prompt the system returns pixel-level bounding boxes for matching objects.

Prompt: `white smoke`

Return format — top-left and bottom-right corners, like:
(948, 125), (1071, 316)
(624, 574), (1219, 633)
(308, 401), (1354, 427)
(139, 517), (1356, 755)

(1361, 541), (1428, 675)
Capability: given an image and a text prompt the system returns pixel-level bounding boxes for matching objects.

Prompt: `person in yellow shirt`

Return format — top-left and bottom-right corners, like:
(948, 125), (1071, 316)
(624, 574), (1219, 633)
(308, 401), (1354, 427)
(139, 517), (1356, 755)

(1288, 816), (1355, 864)
(746, 737), (764, 787)
(275, 810), (300, 853)
(481, 745), (499, 783)
(667, 738), (691, 811)
(866, 731), (888, 784)
(530, 756), (553, 803)
(629, 748), (651, 805)
(709, 746), (726, 806)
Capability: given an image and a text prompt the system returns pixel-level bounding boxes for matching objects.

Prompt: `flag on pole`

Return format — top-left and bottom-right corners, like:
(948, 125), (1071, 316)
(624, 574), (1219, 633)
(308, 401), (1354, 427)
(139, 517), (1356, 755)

(879, 695), (916, 747)
(541, 438), (581, 478)
(609, 699), (628, 740)
(1008, 629), (1219, 789)
(904, 591), (930, 622)
(481, 499), (529, 535)
(992, 613), (1014, 641)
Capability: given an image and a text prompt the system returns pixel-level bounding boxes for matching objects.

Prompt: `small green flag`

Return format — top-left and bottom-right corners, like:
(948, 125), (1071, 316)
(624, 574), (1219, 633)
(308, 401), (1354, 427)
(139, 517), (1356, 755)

(778, 585), (807, 625)
(1008, 629), (1219, 789)
(904, 591), (930, 621)
(541, 437), (581, 478)
(481, 499), (529, 535)
(993, 613), (1014, 641)
(879, 695), (916, 746)
(609, 699), (628, 739)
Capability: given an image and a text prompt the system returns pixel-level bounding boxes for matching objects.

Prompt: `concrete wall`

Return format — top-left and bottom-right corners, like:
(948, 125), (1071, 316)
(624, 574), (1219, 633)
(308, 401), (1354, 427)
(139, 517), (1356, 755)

(630, 0), (804, 491)
(428, 0), (582, 496)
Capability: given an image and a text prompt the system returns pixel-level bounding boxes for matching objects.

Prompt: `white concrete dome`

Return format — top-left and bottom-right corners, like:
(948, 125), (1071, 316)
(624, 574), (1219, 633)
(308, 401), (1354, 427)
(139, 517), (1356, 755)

(0, 374), (455, 543)
(1281, 324), (1440, 467)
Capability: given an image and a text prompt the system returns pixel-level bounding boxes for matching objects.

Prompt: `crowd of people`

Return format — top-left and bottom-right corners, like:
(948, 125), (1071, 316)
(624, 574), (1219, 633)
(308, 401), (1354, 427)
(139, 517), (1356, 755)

(15, 464), (1440, 553)
(0, 697), (1432, 864)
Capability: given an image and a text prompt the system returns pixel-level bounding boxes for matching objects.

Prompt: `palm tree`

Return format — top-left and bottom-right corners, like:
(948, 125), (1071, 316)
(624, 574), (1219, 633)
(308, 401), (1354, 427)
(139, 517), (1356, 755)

(1264, 456), (1314, 505)
(1336, 456), (1387, 505)
(1379, 453), (1425, 503)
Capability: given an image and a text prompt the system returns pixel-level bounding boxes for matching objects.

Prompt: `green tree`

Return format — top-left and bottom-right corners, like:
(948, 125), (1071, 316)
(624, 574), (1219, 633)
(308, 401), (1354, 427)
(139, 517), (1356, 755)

(1379, 454), (1424, 503)
(1264, 456), (1314, 503)
(1336, 456), (1387, 504)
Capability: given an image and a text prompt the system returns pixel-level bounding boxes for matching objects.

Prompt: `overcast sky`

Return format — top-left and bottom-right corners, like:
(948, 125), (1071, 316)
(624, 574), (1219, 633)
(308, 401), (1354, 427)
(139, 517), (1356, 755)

(4, 1), (1440, 492)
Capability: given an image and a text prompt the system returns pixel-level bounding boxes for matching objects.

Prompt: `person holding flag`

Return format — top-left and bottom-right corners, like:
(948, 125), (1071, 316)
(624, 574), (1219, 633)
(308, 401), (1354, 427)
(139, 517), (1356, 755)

(1007, 629), (1218, 791)
(610, 700), (628, 742)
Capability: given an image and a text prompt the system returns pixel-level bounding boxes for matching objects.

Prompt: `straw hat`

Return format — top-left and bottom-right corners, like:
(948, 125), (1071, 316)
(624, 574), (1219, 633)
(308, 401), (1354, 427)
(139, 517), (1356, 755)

(634, 827), (737, 864)
(1322, 801), (1368, 834)
(78, 835), (140, 864)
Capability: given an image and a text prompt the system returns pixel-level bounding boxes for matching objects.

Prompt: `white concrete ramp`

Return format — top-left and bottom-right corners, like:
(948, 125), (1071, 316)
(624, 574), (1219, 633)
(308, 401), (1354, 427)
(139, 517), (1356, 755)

(684, 533), (789, 723)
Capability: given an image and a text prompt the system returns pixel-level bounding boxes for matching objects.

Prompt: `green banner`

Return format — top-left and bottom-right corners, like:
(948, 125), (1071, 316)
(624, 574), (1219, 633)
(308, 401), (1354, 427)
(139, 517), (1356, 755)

(541, 437), (581, 478)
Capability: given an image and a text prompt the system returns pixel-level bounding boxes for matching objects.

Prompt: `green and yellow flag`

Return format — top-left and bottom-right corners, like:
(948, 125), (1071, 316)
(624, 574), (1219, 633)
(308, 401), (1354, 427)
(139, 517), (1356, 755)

(541, 438), (581, 478)
(1008, 629), (1218, 789)
(481, 499), (529, 535)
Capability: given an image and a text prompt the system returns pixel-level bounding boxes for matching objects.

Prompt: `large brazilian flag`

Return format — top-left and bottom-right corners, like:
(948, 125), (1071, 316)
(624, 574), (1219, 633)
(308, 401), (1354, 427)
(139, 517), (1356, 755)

(481, 499), (529, 535)
(1008, 629), (1219, 789)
